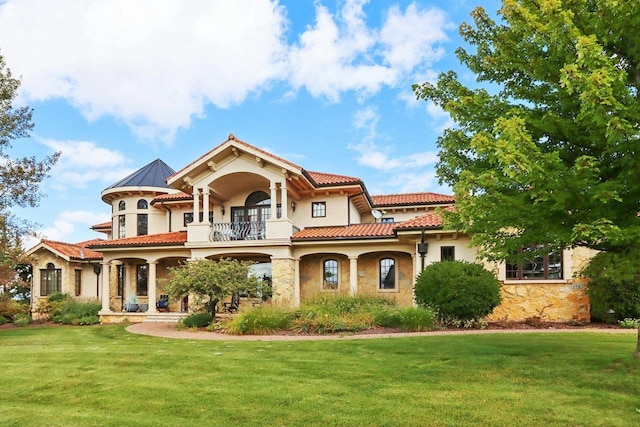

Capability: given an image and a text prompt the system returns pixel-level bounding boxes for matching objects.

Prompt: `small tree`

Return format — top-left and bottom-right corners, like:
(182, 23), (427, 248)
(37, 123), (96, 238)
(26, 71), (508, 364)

(415, 261), (501, 322)
(163, 258), (260, 318)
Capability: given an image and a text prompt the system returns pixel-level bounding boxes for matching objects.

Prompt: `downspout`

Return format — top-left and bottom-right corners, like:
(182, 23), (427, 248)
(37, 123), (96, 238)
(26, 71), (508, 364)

(161, 201), (173, 232)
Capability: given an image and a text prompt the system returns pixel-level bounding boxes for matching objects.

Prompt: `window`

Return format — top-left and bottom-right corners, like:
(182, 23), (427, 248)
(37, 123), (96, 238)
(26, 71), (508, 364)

(136, 264), (148, 296)
(381, 217), (395, 223)
(137, 214), (148, 236)
(184, 212), (194, 226)
(198, 211), (214, 223)
(441, 246), (455, 261)
(117, 264), (124, 297)
(118, 201), (126, 211)
(118, 215), (126, 238)
(322, 259), (339, 290)
(379, 258), (396, 290)
(40, 263), (61, 296)
(74, 269), (82, 296)
(137, 199), (148, 209)
(312, 202), (326, 218)
(506, 246), (563, 280)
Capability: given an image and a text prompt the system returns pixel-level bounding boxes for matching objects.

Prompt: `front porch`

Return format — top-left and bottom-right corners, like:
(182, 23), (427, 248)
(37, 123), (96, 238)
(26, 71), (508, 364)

(100, 311), (188, 324)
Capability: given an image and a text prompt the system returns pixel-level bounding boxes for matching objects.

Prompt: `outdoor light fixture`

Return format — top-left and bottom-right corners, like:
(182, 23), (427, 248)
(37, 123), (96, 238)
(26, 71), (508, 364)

(220, 205), (225, 216)
(291, 201), (296, 212)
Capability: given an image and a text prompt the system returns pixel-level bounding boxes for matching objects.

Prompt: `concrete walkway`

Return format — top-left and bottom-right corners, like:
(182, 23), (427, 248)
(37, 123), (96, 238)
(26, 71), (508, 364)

(127, 322), (637, 341)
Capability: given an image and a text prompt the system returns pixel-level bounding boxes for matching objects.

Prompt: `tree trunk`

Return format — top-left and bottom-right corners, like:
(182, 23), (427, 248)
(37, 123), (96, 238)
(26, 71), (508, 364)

(634, 326), (640, 359)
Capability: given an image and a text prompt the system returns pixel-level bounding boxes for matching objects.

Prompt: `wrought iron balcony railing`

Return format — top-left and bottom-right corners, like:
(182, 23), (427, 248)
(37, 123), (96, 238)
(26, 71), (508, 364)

(209, 221), (266, 242)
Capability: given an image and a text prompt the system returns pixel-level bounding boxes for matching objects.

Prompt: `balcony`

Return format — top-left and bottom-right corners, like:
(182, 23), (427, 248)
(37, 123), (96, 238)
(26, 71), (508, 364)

(209, 221), (265, 241)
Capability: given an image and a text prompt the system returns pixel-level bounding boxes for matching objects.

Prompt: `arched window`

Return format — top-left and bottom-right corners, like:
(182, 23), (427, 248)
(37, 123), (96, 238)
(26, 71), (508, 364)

(379, 258), (396, 290)
(137, 199), (148, 209)
(118, 201), (126, 211)
(245, 191), (270, 206)
(40, 263), (61, 296)
(323, 259), (339, 290)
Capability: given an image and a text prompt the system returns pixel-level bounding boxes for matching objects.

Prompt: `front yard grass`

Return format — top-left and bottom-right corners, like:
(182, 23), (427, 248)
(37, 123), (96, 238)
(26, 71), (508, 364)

(0, 325), (638, 426)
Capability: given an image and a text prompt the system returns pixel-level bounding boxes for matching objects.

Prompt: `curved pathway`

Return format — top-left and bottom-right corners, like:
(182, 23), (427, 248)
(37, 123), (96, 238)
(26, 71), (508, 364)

(127, 322), (636, 341)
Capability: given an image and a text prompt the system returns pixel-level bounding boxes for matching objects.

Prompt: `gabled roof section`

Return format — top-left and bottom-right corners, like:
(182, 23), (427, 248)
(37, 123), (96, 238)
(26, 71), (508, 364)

(105, 159), (175, 191)
(167, 134), (306, 190)
(394, 207), (455, 231)
(28, 239), (104, 261)
(88, 231), (187, 249)
(372, 192), (455, 207)
(292, 223), (396, 241)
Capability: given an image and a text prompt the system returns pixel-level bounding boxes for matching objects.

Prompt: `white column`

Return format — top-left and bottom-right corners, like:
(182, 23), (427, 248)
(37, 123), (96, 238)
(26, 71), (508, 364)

(294, 258), (300, 306)
(270, 183), (278, 218)
(349, 256), (358, 296)
(193, 189), (200, 223)
(280, 181), (288, 220)
(147, 262), (157, 313)
(202, 190), (210, 223)
(100, 261), (111, 313)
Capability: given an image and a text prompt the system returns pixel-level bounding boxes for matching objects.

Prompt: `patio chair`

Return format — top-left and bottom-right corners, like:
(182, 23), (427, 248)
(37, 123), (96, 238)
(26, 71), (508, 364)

(157, 294), (170, 312)
(222, 293), (240, 313)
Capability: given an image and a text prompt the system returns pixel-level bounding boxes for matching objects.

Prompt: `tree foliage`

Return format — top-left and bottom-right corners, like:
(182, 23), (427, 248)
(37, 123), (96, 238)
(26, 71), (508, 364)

(413, 0), (640, 261)
(162, 258), (260, 317)
(582, 249), (640, 322)
(0, 51), (59, 297)
(414, 261), (501, 321)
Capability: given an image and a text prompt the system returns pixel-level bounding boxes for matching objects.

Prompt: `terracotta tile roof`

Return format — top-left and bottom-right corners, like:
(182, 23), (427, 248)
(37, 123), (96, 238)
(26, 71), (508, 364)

(395, 212), (444, 230)
(305, 171), (363, 186)
(91, 221), (111, 230)
(40, 239), (104, 260)
(152, 192), (192, 202)
(372, 192), (455, 206)
(292, 223), (396, 240)
(88, 231), (187, 248)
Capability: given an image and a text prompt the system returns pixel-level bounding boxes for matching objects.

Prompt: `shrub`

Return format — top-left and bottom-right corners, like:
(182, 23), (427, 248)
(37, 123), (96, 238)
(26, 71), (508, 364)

(0, 298), (28, 319)
(181, 313), (212, 328)
(374, 308), (404, 328)
(0, 314), (8, 325)
(13, 313), (32, 327)
(51, 299), (102, 325)
(415, 261), (501, 321)
(397, 307), (436, 332)
(219, 306), (290, 335)
(618, 318), (640, 329)
(583, 250), (640, 322)
(79, 316), (100, 326)
(48, 293), (69, 303)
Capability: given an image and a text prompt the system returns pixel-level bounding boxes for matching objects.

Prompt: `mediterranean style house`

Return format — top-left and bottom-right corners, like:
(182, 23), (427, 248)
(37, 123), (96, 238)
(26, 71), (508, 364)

(26, 135), (592, 323)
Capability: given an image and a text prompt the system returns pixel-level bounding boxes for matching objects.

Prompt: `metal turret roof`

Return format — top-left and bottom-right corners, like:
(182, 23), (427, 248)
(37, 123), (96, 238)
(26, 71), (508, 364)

(104, 159), (175, 190)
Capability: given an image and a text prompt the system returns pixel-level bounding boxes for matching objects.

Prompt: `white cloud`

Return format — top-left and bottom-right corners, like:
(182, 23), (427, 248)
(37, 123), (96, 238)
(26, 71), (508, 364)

(23, 209), (109, 249)
(38, 138), (135, 189)
(348, 105), (440, 193)
(0, 0), (452, 143)
(0, 0), (289, 142)
(425, 101), (455, 132)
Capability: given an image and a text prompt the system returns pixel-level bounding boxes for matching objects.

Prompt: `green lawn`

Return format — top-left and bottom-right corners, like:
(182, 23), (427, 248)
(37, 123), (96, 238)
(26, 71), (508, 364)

(0, 325), (638, 426)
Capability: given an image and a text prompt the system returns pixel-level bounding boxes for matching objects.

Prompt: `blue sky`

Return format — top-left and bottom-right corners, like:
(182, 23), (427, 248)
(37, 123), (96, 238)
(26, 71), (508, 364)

(0, 0), (499, 247)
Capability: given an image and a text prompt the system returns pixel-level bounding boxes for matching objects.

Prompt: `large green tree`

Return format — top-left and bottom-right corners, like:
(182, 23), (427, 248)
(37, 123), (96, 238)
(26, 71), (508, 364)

(0, 51), (59, 297)
(413, 1), (640, 356)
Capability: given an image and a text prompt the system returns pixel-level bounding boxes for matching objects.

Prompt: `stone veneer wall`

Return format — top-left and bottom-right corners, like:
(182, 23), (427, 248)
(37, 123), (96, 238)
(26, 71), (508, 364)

(271, 257), (296, 304)
(487, 247), (595, 322)
(356, 253), (414, 306)
(487, 279), (590, 322)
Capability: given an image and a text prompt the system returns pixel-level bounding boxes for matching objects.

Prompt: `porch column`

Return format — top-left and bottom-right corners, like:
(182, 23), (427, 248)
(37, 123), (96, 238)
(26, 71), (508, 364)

(193, 189), (200, 223)
(280, 181), (288, 220)
(100, 261), (111, 313)
(349, 256), (358, 296)
(294, 258), (300, 306)
(202, 190), (210, 223)
(147, 261), (158, 313)
(269, 183), (278, 218)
